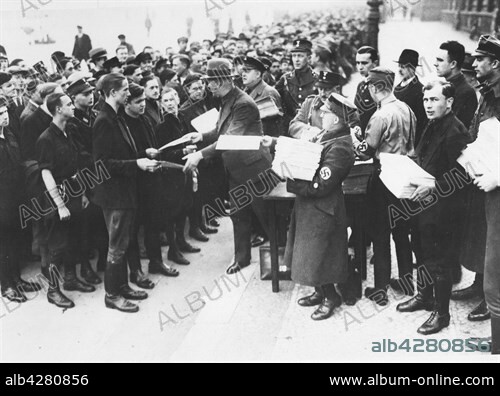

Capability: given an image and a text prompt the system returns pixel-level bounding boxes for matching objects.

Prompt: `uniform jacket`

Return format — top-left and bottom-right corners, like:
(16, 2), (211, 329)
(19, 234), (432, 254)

(394, 76), (427, 145)
(246, 78), (284, 137)
(275, 66), (317, 129)
(92, 102), (138, 209)
(354, 79), (376, 134)
(283, 131), (355, 286)
(201, 86), (272, 186)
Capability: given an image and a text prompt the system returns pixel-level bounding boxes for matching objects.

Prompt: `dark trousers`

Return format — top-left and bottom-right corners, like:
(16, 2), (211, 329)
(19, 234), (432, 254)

(127, 212), (162, 272)
(484, 189), (500, 319)
(102, 208), (136, 295)
(369, 176), (413, 290)
(229, 179), (270, 265)
(0, 222), (22, 290)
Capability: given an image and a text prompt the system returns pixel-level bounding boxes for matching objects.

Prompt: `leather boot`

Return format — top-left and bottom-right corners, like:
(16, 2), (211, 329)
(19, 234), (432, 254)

(130, 269), (155, 289)
(491, 316), (500, 355)
(311, 284), (341, 321)
(46, 264), (75, 309)
(104, 261), (139, 313)
(80, 260), (102, 285)
(397, 283), (433, 312)
(417, 275), (451, 335)
(298, 287), (323, 307)
(63, 262), (95, 293)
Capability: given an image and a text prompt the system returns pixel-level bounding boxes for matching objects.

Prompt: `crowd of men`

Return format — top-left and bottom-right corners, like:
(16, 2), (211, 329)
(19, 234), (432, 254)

(0, 8), (499, 354)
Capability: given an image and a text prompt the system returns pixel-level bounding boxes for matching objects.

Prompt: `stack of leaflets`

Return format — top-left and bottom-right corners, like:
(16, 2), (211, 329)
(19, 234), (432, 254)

(272, 136), (323, 181)
(379, 153), (435, 199)
(255, 96), (283, 119)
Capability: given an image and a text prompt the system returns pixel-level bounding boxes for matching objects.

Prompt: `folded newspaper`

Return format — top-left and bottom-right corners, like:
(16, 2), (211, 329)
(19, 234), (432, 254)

(272, 136), (323, 181)
(457, 117), (500, 177)
(379, 153), (435, 199)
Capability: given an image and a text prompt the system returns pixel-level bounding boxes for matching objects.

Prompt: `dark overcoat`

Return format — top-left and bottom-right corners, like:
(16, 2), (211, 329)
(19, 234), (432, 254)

(283, 132), (355, 287)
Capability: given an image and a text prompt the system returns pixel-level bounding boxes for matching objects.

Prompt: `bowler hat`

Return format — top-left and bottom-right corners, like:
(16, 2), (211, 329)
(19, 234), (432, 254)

(394, 49), (420, 68)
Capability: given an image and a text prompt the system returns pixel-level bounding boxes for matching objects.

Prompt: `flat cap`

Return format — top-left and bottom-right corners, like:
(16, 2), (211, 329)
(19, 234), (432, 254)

(242, 56), (267, 73)
(315, 71), (344, 88)
(89, 47), (108, 61)
(290, 39), (312, 53)
(67, 77), (94, 96)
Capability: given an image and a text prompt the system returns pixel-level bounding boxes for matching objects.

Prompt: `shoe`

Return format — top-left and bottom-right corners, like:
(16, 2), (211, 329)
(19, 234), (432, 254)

(63, 278), (96, 293)
(311, 297), (341, 321)
(397, 293), (434, 312)
(130, 270), (155, 289)
(80, 262), (102, 285)
(468, 300), (490, 322)
(2, 287), (27, 303)
(47, 289), (75, 309)
(168, 250), (190, 265)
(149, 261), (179, 277)
(189, 228), (209, 242)
(451, 283), (481, 301)
(226, 261), (250, 275)
(178, 241), (201, 253)
(364, 286), (388, 306)
(390, 278), (414, 296)
(200, 224), (218, 234)
(105, 294), (139, 313)
(119, 285), (148, 300)
(209, 218), (220, 227)
(417, 311), (450, 335)
(298, 292), (323, 307)
(251, 235), (268, 248)
(16, 278), (42, 293)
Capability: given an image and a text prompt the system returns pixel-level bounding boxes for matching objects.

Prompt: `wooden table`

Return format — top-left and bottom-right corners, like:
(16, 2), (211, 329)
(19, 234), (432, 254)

(264, 163), (373, 293)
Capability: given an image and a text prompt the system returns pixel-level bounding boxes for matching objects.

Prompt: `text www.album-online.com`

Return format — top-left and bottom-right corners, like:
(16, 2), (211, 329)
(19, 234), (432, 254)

(329, 375), (495, 386)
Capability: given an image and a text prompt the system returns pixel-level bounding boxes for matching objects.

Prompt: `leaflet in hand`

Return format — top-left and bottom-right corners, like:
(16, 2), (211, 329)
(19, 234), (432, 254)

(191, 108), (220, 134)
(379, 153), (435, 199)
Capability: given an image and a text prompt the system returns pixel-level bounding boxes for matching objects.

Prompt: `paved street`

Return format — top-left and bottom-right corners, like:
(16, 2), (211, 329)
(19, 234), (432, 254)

(1, 18), (498, 363)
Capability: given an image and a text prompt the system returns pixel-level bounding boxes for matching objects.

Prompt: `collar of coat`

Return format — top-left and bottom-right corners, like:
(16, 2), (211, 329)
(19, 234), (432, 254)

(478, 74), (500, 98)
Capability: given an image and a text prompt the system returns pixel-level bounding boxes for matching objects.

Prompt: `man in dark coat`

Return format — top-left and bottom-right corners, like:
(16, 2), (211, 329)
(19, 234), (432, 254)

(241, 56), (284, 137)
(275, 40), (317, 131)
(0, 97), (41, 303)
(92, 73), (160, 313)
(394, 49), (427, 146)
(283, 93), (355, 321)
(435, 41), (482, 296)
(183, 59), (275, 275)
(72, 26), (92, 62)
(469, 35), (500, 354)
(179, 74), (222, 242)
(396, 81), (470, 335)
(140, 75), (163, 128)
(354, 46), (379, 136)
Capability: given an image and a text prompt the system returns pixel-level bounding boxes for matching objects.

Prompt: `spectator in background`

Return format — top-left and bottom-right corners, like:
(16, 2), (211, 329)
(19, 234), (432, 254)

(72, 25), (92, 61)
(118, 34), (135, 55)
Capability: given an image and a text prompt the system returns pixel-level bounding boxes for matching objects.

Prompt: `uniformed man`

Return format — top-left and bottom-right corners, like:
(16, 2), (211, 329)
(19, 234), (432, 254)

(280, 93), (355, 320)
(241, 56), (284, 137)
(469, 35), (500, 354)
(275, 39), (317, 131)
(353, 67), (416, 306)
(354, 46), (379, 136)
(289, 71), (346, 140)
